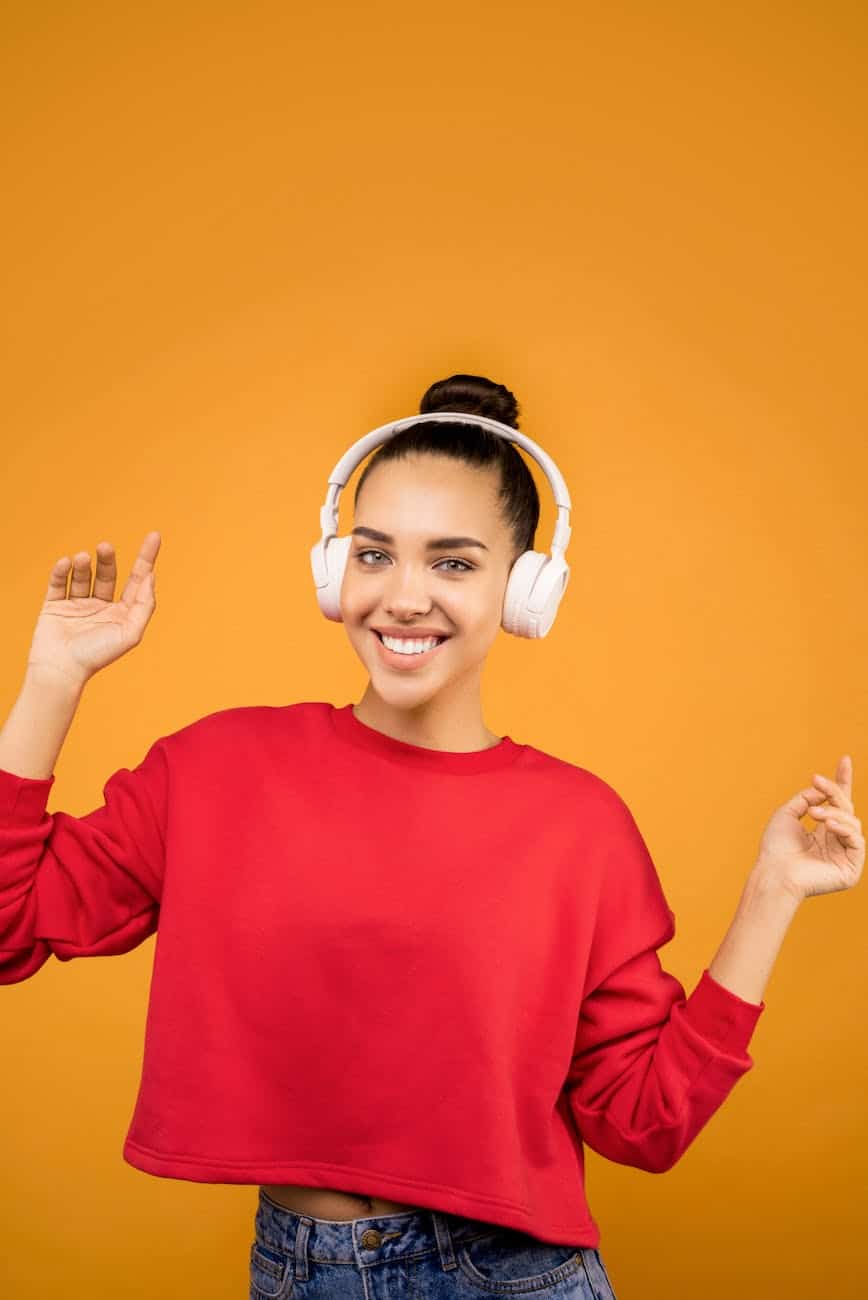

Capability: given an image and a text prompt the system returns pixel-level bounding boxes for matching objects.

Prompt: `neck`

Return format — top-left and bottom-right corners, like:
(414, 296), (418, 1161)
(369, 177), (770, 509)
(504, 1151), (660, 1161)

(353, 682), (501, 753)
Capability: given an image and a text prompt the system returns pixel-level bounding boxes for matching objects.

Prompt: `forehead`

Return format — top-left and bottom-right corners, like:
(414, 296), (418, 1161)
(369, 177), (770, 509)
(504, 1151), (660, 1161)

(355, 454), (502, 530)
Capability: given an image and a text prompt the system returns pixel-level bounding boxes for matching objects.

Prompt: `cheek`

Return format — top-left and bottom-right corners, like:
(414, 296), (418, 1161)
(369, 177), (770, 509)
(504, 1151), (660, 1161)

(338, 575), (367, 616)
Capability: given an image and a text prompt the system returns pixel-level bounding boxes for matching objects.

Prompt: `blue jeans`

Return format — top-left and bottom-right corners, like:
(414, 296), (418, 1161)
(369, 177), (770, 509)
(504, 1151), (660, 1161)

(250, 1187), (618, 1298)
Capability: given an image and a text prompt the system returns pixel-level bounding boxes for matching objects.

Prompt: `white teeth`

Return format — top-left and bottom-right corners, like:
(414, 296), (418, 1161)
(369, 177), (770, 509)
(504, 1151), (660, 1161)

(380, 634), (443, 655)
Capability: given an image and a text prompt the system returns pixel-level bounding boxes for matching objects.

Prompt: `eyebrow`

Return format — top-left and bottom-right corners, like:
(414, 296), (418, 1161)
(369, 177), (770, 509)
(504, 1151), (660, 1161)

(351, 526), (489, 552)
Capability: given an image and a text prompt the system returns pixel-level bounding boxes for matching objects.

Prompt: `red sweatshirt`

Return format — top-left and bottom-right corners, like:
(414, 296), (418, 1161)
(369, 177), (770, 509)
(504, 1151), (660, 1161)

(0, 700), (765, 1246)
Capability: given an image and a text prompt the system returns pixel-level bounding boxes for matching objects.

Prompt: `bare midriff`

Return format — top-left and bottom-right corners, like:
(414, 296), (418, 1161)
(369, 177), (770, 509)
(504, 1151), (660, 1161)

(260, 1184), (424, 1220)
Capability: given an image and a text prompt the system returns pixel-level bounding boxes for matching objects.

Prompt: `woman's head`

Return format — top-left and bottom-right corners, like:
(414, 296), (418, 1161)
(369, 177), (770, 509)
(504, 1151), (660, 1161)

(339, 373), (540, 714)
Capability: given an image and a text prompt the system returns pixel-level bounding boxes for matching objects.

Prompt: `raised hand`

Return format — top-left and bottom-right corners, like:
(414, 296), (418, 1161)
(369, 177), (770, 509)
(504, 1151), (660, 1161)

(26, 531), (161, 691)
(754, 755), (864, 901)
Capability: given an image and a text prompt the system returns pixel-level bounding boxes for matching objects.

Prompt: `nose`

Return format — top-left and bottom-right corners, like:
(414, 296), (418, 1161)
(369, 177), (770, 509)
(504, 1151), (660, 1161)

(381, 562), (435, 618)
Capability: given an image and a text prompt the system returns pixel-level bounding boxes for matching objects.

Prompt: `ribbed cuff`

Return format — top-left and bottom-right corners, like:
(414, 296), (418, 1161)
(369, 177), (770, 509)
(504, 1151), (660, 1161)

(679, 967), (766, 1054)
(0, 766), (55, 819)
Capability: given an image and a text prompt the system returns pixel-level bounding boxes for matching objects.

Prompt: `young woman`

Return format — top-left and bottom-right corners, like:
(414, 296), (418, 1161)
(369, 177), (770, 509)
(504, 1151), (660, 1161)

(1, 374), (861, 1299)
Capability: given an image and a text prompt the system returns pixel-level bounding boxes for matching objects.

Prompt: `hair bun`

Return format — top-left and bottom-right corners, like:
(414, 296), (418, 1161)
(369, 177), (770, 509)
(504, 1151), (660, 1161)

(419, 373), (520, 430)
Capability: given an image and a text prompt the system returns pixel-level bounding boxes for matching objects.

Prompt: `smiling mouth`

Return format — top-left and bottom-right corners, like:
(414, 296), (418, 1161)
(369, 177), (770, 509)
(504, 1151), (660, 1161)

(371, 629), (452, 662)
(373, 631), (450, 645)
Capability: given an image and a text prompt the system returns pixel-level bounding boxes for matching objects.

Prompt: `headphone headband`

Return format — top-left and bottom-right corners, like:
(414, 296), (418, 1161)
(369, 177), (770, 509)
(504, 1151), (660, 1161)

(317, 411), (572, 557)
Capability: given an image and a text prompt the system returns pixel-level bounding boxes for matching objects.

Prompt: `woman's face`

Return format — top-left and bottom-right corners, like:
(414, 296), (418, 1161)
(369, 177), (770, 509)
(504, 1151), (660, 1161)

(340, 454), (515, 707)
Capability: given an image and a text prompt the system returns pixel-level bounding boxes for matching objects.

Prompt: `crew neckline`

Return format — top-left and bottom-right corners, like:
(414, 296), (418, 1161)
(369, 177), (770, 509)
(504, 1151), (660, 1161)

(328, 702), (524, 773)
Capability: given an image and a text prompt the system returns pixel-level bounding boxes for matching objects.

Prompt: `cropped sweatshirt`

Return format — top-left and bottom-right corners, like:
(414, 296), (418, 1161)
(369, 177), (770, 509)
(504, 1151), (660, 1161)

(0, 700), (766, 1246)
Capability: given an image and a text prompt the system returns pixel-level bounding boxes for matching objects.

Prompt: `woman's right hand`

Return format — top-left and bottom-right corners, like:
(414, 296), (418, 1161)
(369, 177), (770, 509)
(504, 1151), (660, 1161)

(25, 531), (161, 691)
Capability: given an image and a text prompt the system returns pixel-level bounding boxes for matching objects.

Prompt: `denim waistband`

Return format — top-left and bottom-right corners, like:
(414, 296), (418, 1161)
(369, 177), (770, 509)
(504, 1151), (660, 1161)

(256, 1186), (509, 1279)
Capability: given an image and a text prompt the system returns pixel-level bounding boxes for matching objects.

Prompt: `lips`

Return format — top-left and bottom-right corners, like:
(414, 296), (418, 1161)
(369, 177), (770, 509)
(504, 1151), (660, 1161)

(371, 628), (451, 668)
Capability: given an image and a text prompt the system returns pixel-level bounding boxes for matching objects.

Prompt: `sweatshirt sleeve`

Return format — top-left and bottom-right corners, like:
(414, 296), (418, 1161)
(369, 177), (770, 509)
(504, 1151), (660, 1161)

(0, 738), (169, 985)
(564, 786), (766, 1174)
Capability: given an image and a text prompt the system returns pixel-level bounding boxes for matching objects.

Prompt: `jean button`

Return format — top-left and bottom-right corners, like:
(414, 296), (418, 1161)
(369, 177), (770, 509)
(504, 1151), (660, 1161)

(360, 1229), (382, 1248)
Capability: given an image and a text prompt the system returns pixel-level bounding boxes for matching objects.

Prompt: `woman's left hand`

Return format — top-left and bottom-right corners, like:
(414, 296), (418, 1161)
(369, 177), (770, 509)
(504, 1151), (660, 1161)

(755, 755), (864, 902)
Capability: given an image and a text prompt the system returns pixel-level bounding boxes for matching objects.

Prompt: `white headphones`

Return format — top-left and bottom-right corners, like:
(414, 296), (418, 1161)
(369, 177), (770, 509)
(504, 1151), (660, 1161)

(310, 411), (573, 638)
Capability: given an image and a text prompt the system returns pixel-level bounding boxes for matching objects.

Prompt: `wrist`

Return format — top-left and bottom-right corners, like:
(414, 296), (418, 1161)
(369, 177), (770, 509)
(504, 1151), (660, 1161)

(745, 860), (805, 910)
(24, 662), (89, 698)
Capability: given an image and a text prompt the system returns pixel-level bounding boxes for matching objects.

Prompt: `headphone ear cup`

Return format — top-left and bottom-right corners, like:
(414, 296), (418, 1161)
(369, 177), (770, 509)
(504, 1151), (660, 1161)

(502, 551), (547, 637)
(311, 534), (352, 622)
(502, 551), (570, 638)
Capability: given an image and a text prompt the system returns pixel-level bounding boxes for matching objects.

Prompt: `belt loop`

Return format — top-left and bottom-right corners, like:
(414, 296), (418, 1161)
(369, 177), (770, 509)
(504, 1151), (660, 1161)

(291, 1215), (314, 1281)
(431, 1211), (459, 1272)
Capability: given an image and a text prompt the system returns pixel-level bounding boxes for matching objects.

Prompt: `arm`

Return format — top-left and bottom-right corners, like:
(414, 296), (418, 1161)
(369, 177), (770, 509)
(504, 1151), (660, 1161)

(0, 672), (168, 984)
(566, 756), (863, 1176)
(707, 752), (864, 1005)
(566, 944), (766, 1176)
(565, 792), (768, 1175)
(0, 667), (87, 780)
(707, 867), (800, 1005)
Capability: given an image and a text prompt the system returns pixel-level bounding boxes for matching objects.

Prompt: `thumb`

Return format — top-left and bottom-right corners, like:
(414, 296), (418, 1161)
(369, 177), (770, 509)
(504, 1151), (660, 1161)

(786, 782), (828, 821)
(125, 570), (156, 637)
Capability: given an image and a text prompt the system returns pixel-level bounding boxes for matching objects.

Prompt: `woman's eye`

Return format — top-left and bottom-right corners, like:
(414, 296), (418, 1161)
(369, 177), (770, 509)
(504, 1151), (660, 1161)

(354, 549), (473, 572)
(436, 558), (473, 572)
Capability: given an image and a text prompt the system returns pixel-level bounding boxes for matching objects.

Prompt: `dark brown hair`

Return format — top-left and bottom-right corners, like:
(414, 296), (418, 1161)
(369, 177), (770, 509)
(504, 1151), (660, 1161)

(353, 374), (540, 563)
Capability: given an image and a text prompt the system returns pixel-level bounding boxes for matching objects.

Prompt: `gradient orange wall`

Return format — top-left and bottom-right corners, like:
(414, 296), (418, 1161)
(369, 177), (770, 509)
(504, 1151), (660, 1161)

(2, 3), (866, 1297)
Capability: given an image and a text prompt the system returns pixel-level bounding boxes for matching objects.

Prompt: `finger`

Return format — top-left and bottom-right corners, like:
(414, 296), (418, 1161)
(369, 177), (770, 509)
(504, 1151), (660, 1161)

(124, 568), (157, 636)
(44, 556), (73, 602)
(136, 529), (162, 568)
(822, 816), (865, 847)
(119, 530), (161, 608)
(838, 753), (853, 800)
(794, 786), (836, 814)
(813, 772), (854, 815)
(68, 551), (93, 599)
(810, 806), (862, 834)
(91, 541), (117, 602)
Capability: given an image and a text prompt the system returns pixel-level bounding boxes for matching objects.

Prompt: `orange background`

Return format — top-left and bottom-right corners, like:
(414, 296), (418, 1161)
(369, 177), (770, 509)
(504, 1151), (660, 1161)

(2, 3), (866, 1296)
